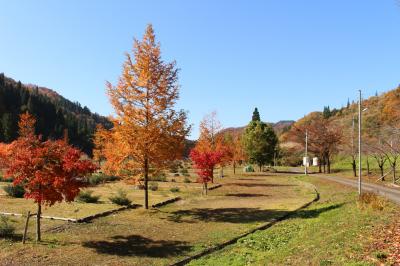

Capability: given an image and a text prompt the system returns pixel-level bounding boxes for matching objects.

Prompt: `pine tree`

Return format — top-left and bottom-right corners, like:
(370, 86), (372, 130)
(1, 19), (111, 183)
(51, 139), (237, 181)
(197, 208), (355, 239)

(252, 107), (261, 122)
(323, 106), (331, 119)
(243, 120), (278, 171)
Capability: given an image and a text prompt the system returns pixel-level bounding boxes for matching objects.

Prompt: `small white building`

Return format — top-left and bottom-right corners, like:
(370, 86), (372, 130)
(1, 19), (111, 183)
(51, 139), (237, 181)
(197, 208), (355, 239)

(303, 157), (310, 167)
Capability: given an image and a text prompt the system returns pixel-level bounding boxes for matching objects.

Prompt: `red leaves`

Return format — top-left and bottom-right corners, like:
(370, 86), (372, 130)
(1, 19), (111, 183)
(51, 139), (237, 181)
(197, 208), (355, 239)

(0, 113), (97, 206)
(190, 149), (223, 184)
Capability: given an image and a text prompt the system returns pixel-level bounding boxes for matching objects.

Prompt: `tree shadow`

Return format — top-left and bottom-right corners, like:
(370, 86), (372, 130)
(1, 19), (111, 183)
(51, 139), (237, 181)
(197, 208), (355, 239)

(0, 234), (22, 242)
(225, 183), (295, 188)
(237, 178), (265, 181)
(168, 204), (345, 224)
(289, 203), (344, 219)
(168, 208), (287, 224)
(225, 193), (269, 198)
(82, 235), (192, 257)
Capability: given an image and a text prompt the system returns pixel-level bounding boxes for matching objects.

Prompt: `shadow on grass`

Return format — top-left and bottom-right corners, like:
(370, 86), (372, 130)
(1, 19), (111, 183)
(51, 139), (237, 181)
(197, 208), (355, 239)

(82, 235), (192, 257)
(241, 173), (273, 177)
(225, 183), (295, 188)
(168, 204), (345, 224)
(225, 193), (269, 198)
(0, 234), (22, 242)
(168, 208), (287, 224)
(289, 203), (345, 219)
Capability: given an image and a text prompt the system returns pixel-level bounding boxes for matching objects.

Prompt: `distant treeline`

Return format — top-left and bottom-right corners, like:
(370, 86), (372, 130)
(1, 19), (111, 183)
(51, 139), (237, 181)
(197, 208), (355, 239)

(0, 73), (112, 154)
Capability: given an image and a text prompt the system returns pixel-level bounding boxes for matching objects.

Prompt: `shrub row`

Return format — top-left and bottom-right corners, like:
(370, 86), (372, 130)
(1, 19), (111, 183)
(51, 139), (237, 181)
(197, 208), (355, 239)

(86, 173), (119, 186)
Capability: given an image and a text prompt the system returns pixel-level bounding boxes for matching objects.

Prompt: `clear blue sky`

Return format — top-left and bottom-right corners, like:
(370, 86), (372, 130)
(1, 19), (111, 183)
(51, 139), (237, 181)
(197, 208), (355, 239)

(1, 0), (400, 138)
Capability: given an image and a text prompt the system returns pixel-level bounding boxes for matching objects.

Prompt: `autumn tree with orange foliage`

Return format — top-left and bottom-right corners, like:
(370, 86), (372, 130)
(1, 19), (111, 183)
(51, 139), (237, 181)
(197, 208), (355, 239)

(96, 25), (190, 209)
(0, 113), (96, 241)
(191, 112), (225, 183)
(287, 114), (342, 173)
(215, 131), (246, 176)
(231, 133), (246, 174)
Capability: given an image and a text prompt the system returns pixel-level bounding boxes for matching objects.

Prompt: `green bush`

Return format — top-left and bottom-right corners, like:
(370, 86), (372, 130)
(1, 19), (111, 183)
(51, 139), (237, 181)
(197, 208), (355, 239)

(244, 165), (255, 172)
(76, 190), (100, 203)
(87, 173), (119, 186)
(183, 177), (191, 183)
(109, 190), (132, 206)
(174, 173), (180, 177)
(170, 187), (180, 193)
(0, 216), (15, 237)
(3, 184), (25, 198)
(149, 182), (158, 191)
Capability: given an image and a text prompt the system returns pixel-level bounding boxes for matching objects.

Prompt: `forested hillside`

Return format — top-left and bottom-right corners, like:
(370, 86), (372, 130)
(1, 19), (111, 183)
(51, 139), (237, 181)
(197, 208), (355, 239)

(281, 85), (400, 171)
(0, 73), (111, 154)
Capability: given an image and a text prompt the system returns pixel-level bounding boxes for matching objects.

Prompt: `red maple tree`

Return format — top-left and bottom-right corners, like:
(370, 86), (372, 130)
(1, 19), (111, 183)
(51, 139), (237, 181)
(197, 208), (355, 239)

(190, 149), (223, 195)
(0, 113), (97, 241)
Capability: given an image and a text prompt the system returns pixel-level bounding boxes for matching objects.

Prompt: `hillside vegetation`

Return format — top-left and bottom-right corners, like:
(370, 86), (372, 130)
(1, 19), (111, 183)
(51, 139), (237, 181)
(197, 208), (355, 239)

(0, 73), (111, 154)
(281, 86), (400, 178)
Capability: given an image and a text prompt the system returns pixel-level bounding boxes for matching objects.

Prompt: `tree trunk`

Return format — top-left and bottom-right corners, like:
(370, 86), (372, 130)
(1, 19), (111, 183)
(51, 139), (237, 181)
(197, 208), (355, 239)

(327, 155), (331, 174)
(352, 158), (357, 177)
(211, 166), (214, 183)
(379, 164), (384, 181)
(318, 161), (322, 173)
(233, 162), (236, 174)
(203, 182), (208, 195)
(144, 157), (149, 209)
(36, 202), (41, 242)
(259, 164), (262, 172)
(366, 157), (370, 176)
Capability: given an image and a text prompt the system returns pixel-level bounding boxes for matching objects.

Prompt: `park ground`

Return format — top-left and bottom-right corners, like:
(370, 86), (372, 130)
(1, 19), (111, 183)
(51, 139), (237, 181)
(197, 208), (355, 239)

(0, 168), (399, 265)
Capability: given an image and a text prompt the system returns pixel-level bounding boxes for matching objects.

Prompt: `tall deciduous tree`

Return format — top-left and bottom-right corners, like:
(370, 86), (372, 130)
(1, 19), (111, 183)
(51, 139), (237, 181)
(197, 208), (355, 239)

(0, 113), (96, 241)
(100, 25), (190, 209)
(232, 133), (246, 174)
(192, 112), (224, 183)
(287, 114), (342, 173)
(243, 111), (278, 171)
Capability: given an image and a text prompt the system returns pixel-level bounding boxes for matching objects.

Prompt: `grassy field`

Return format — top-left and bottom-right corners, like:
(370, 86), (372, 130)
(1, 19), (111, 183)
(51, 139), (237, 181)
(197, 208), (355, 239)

(0, 172), (315, 265)
(189, 175), (398, 266)
(324, 154), (400, 187)
(0, 178), (202, 219)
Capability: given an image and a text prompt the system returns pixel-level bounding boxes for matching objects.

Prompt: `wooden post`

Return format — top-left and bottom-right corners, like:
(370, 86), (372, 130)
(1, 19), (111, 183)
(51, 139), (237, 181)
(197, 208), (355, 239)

(22, 211), (31, 244)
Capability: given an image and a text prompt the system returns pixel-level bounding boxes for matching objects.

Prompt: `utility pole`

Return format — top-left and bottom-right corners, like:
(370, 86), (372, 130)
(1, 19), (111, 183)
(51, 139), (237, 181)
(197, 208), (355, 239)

(351, 116), (355, 157)
(358, 90), (362, 195)
(305, 130), (308, 175)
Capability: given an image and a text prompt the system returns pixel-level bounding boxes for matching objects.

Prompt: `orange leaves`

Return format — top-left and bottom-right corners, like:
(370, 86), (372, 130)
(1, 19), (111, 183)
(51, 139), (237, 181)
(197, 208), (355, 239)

(97, 24), (189, 182)
(382, 87), (400, 123)
(18, 112), (36, 138)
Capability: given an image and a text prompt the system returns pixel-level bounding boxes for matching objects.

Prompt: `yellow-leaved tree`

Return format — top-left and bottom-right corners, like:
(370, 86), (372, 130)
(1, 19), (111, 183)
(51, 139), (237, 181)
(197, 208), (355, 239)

(95, 24), (190, 209)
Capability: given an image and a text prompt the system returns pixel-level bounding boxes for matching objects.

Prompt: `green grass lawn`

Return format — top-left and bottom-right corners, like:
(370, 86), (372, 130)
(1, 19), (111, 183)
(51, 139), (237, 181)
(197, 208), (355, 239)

(189, 175), (398, 266)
